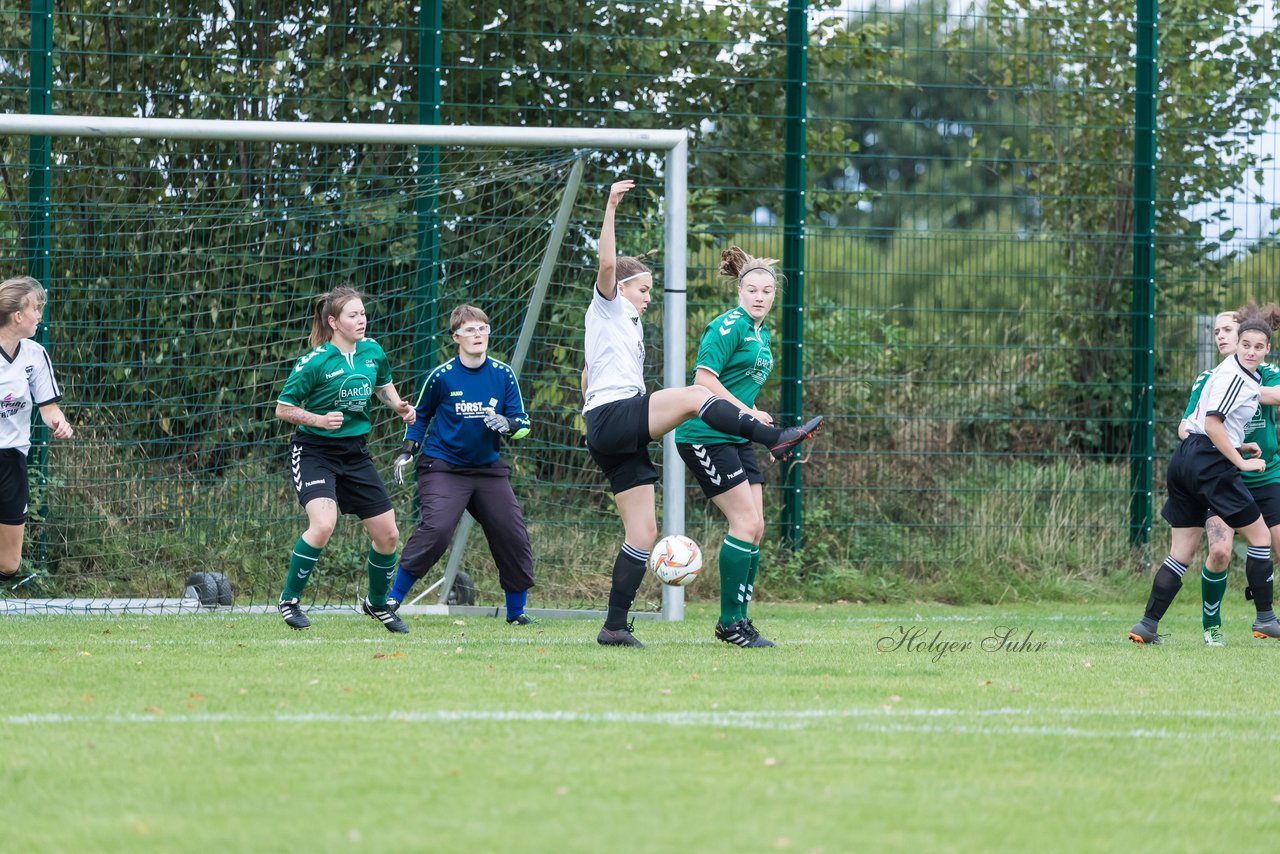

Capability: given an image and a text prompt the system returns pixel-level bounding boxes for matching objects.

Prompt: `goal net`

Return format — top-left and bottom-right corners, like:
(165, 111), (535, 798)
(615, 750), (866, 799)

(0, 116), (689, 620)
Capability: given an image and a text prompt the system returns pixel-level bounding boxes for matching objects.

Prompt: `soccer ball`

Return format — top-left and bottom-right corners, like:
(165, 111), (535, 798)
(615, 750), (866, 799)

(649, 535), (702, 586)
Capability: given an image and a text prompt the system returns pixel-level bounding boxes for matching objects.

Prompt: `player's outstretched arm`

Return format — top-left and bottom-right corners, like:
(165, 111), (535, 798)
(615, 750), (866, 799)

(39, 402), (73, 439)
(595, 179), (635, 301)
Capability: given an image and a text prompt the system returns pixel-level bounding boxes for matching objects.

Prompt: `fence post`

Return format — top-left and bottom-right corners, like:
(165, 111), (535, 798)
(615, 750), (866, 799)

(1193, 314), (1216, 375)
(26, 0), (53, 568)
(780, 0), (809, 548)
(1129, 0), (1158, 549)
(415, 0), (443, 379)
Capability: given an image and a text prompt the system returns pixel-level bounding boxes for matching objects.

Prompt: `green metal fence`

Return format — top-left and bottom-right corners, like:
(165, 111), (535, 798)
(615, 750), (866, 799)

(1, 0), (1279, 606)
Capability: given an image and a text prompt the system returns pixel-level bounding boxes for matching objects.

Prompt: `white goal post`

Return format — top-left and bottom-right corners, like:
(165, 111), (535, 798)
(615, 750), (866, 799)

(0, 114), (692, 621)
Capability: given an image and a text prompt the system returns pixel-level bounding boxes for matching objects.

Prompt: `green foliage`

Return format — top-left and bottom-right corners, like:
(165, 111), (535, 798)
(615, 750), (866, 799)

(5, 1), (1279, 596)
(810, 0), (1038, 235)
(974, 0), (1280, 453)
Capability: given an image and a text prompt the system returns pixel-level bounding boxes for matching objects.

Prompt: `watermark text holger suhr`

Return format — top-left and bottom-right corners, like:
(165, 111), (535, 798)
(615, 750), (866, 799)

(877, 625), (1049, 663)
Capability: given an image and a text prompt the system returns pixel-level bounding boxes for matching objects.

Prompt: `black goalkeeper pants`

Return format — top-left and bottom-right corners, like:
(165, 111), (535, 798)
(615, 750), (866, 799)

(399, 459), (535, 593)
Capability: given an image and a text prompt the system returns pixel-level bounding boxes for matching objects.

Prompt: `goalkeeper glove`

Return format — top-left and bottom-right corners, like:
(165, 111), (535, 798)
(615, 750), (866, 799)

(481, 406), (513, 436)
(392, 440), (420, 485)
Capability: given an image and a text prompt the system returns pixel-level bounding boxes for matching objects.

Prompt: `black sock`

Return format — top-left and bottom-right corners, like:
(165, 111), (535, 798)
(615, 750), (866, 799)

(1246, 546), (1274, 613)
(697, 397), (782, 445)
(605, 543), (649, 630)
(1143, 556), (1187, 623)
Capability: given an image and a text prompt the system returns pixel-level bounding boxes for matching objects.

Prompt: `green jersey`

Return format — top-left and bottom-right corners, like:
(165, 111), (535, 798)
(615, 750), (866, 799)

(674, 307), (773, 445)
(278, 338), (393, 438)
(1182, 360), (1280, 487)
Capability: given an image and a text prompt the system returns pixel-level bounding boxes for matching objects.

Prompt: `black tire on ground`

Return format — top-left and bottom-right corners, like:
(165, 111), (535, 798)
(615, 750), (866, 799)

(183, 572), (219, 607)
(206, 572), (233, 606)
(446, 571), (476, 606)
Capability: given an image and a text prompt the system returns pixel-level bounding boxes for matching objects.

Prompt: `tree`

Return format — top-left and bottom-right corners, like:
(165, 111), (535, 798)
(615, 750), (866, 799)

(976, 0), (1280, 453)
(809, 0), (1037, 238)
(0, 1), (904, 465)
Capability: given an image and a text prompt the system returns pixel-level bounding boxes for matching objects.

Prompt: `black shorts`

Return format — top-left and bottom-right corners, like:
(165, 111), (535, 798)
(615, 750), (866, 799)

(0, 448), (29, 526)
(1162, 434), (1261, 530)
(1249, 481), (1280, 528)
(677, 441), (764, 499)
(585, 394), (658, 494)
(289, 432), (392, 520)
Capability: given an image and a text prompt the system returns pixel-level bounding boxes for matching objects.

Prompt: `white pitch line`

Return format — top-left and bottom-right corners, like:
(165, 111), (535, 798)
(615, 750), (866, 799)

(4, 710), (802, 730)
(846, 722), (1274, 742)
(5, 707), (1277, 734)
(839, 614), (1117, 624)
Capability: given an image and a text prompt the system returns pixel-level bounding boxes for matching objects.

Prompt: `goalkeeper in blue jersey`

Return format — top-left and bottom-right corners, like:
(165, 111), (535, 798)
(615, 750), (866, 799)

(386, 305), (537, 623)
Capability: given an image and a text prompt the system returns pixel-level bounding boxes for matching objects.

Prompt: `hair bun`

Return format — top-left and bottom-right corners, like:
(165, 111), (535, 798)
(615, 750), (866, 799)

(719, 245), (751, 278)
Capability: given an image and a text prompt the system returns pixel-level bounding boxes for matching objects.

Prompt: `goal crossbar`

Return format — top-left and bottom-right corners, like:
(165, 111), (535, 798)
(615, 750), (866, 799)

(0, 113), (686, 150)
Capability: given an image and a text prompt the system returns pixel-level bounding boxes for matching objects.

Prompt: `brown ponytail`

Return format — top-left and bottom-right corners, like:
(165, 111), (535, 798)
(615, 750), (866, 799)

(719, 245), (781, 285)
(1236, 300), (1280, 334)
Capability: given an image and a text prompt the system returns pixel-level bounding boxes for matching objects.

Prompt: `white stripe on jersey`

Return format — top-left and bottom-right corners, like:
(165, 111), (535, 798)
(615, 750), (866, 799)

(583, 286), (645, 413)
(0, 339), (62, 456)
(1186, 354), (1261, 448)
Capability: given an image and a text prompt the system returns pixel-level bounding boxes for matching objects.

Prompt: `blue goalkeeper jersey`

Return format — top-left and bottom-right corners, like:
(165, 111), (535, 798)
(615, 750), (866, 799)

(404, 355), (530, 466)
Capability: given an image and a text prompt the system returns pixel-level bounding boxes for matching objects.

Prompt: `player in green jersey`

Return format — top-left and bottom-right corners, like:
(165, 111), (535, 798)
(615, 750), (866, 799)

(674, 246), (783, 648)
(1179, 303), (1280, 645)
(274, 287), (417, 633)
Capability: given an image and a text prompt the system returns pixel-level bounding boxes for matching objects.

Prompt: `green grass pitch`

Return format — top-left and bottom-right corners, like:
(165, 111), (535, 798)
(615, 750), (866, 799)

(2, 600), (1277, 852)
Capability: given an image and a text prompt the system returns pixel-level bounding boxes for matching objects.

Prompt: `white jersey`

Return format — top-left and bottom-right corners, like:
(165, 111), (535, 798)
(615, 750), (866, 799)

(583, 285), (645, 413)
(0, 339), (62, 455)
(1185, 353), (1260, 448)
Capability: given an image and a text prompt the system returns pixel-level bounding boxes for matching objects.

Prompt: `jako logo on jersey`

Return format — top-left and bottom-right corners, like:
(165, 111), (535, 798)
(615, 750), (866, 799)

(450, 390), (464, 397)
